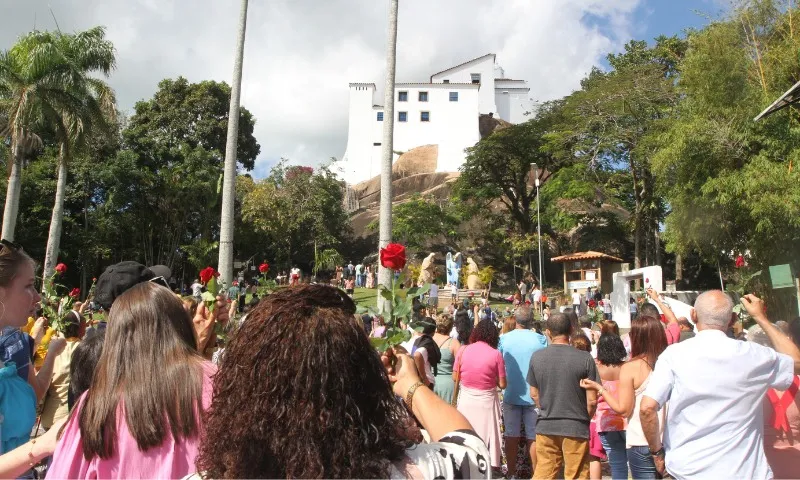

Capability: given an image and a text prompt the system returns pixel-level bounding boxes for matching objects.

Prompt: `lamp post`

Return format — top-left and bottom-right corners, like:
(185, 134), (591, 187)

(531, 163), (543, 317)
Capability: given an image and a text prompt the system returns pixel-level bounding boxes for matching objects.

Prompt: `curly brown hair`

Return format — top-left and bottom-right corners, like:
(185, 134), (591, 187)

(196, 284), (411, 478)
(469, 319), (499, 348)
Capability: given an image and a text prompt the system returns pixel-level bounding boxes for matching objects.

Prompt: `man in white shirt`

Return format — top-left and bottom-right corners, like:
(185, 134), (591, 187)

(640, 291), (800, 479)
(190, 279), (203, 299)
(518, 280), (528, 299)
(428, 283), (439, 310)
(531, 284), (542, 307)
(571, 289), (582, 315)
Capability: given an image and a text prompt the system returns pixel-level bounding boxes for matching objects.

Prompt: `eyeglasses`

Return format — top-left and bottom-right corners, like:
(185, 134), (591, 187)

(0, 239), (22, 253)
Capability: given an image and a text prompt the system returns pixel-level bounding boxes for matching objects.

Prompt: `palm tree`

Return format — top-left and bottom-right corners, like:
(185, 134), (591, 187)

(218, 0), (250, 286)
(0, 34), (59, 241)
(0, 28), (115, 247)
(377, 0), (399, 311)
(34, 28), (116, 279)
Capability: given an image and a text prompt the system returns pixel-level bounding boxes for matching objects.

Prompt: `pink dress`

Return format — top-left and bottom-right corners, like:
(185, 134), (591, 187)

(47, 361), (217, 479)
(454, 342), (505, 469)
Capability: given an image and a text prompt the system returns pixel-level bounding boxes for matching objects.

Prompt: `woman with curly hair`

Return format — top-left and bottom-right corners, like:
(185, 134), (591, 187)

(193, 284), (491, 478)
(453, 309), (473, 344)
(453, 319), (506, 470)
(591, 333), (629, 479)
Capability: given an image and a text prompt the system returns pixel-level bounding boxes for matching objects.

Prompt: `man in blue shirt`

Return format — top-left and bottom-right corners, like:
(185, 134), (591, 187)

(498, 305), (548, 478)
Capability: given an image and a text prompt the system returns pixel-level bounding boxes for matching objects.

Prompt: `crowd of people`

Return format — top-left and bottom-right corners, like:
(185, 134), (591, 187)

(363, 286), (800, 479)
(0, 238), (798, 479)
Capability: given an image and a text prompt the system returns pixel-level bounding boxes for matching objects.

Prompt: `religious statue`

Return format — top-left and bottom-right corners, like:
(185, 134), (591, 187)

(446, 252), (463, 288)
(466, 257), (484, 290)
(418, 253), (436, 285)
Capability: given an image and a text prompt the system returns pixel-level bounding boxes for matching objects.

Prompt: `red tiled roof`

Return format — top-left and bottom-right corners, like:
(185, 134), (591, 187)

(429, 53), (496, 81)
(550, 251), (625, 263)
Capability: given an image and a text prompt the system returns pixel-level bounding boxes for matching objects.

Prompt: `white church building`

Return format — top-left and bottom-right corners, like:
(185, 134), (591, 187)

(338, 54), (531, 185)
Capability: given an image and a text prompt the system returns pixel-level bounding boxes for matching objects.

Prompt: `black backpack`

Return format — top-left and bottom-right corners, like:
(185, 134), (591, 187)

(412, 334), (442, 376)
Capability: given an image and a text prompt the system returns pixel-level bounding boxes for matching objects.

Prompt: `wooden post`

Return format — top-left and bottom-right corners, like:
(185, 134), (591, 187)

(795, 277), (800, 316)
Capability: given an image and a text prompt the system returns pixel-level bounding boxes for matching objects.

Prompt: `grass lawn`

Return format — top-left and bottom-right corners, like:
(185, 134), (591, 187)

(351, 287), (512, 312)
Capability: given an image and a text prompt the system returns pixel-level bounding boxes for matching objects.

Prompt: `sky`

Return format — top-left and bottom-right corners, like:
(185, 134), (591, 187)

(1, 0), (729, 179)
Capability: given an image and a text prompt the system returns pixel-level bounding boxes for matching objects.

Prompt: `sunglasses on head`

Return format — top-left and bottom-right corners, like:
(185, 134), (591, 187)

(149, 276), (171, 289)
(0, 239), (22, 253)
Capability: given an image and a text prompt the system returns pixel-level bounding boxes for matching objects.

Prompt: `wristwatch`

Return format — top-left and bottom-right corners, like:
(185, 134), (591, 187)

(650, 447), (665, 457)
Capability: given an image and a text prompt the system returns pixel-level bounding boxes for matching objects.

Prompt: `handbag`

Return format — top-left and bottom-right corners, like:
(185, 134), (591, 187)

(451, 345), (467, 407)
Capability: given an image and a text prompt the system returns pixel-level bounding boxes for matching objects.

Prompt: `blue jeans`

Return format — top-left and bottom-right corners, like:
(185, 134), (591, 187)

(599, 431), (628, 479)
(627, 445), (660, 479)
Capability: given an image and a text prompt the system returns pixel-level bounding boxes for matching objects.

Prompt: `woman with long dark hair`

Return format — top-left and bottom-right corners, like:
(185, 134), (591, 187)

(592, 334), (629, 479)
(582, 316), (667, 479)
(193, 284), (490, 478)
(48, 282), (216, 478)
(454, 309), (473, 345)
(433, 314), (460, 404)
(454, 319), (506, 470)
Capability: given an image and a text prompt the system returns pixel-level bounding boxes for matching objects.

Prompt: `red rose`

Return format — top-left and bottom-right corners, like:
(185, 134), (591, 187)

(55, 263), (67, 274)
(735, 255), (745, 268)
(91, 277), (97, 282)
(69, 288), (80, 298)
(379, 243), (406, 270)
(645, 277), (650, 284)
(199, 266), (219, 284)
(259, 262), (269, 274)
(588, 300), (597, 308)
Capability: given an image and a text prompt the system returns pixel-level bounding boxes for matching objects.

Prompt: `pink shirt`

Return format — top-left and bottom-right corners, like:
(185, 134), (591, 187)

(665, 322), (680, 345)
(47, 361), (216, 479)
(455, 342), (505, 391)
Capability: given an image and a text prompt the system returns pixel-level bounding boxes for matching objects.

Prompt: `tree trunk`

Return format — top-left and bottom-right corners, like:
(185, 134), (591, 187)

(43, 148), (68, 280)
(377, 0), (399, 313)
(218, 0), (249, 285)
(654, 228), (661, 267)
(2, 140), (23, 241)
(675, 253), (683, 285)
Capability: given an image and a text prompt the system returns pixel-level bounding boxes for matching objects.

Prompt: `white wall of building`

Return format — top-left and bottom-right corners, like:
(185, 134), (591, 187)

(339, 83), (480, 184)
(431, 54), (498, 116)
(339, 55), (532, 185)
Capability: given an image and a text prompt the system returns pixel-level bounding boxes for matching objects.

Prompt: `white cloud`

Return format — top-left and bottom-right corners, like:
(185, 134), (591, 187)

(1, 0), (644, 178)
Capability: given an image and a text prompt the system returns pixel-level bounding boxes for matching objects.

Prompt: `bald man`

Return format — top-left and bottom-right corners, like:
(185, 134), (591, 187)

(639, 291), (800, 479)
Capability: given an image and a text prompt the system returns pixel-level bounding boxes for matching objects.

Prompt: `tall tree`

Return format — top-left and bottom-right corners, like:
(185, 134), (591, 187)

(556, 36), (686, 269)
(653, 2), (800, 270)
(117, 78), (259, 270)
(378, 0), (399, 309)
(0, 30), (78, 240)
(241, 162), (350, 270)
(39, 27), (117, 279)
(455, 102), (568, 235)
(219, 0), (250, 285)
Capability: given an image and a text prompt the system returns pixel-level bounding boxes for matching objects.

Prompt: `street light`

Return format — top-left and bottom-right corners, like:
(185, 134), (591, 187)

(531, 163), (543, 317)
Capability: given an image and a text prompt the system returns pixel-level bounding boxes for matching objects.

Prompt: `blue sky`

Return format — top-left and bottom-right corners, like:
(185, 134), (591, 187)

(635, 0), (725, 40)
